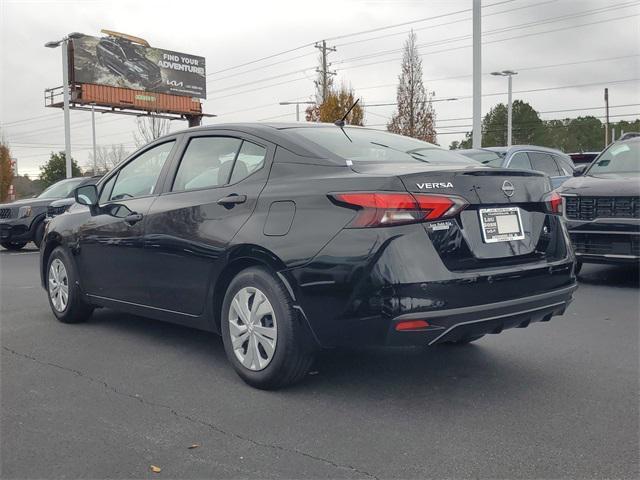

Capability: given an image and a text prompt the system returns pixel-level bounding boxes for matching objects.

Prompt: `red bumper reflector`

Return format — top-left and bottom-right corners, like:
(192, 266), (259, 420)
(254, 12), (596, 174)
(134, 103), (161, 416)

(395, 320), (430, 331)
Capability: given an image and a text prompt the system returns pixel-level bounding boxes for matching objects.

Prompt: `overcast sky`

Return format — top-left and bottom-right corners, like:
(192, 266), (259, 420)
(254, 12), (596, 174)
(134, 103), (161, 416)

(1, 0), (639, 177)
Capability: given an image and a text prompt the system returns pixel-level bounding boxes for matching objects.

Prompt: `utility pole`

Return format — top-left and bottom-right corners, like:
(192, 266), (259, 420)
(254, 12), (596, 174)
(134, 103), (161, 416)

(472, 0), (482, 149)
(314, 40), (336, 104)
(604, 88), (610, 146)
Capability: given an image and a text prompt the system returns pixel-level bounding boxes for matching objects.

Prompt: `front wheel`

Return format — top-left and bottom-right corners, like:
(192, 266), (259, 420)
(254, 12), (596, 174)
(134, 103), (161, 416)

(46, 247), (93, 323)
(221, 267), (315, 390)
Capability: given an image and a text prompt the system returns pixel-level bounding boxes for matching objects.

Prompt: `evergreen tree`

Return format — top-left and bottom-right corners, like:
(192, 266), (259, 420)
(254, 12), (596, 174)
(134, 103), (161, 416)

(39, 152), (82, 187)
(387, 31), (436, 143)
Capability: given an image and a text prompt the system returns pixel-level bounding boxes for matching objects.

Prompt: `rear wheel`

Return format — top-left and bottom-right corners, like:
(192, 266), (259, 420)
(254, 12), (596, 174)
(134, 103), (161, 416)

(1, 241), (26, 251)
(46, 247), (93, 324)
(221, 267), (315, 390)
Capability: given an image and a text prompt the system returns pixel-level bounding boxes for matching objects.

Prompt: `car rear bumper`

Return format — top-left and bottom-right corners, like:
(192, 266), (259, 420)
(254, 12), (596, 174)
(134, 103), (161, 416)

(386, 283), (577, 346)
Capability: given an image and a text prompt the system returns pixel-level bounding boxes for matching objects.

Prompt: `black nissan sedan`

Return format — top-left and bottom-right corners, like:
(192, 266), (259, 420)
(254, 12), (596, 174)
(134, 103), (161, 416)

(40, 123), (577, 389)
(558, 135), (639, 272)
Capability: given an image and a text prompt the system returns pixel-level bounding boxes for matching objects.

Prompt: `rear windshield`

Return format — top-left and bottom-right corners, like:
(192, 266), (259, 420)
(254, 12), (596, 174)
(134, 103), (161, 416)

(291, 127), (475, 165)
(587, 141), (639, 175)
(459, 150), (504, 164)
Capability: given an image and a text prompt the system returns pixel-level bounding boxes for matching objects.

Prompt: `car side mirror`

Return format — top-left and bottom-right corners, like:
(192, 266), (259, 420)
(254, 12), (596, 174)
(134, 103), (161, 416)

(75, 184), (98, 206)
(573, 165), (587, 177)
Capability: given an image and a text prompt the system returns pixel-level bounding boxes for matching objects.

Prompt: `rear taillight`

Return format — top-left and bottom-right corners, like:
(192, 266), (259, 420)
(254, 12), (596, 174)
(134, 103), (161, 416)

(544, 191), (563, 215)
(330, 192), (468, 227)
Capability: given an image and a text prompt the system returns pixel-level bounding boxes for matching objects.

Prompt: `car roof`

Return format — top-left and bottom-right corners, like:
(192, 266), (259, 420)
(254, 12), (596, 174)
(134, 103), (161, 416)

(154, 122), (416, 163)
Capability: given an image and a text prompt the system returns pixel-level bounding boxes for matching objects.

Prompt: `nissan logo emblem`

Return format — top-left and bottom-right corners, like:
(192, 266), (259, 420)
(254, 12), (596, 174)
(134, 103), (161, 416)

(501, 180), (515, 197)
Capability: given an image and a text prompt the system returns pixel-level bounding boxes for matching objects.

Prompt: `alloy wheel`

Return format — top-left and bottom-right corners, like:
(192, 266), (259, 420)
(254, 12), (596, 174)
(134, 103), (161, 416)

(48, 258), (69, 312)
(228, 286), (278, 371)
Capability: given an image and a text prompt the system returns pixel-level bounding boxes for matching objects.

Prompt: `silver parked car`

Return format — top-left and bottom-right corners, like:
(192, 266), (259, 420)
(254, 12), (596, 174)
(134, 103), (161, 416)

(458, 146), (576, 189)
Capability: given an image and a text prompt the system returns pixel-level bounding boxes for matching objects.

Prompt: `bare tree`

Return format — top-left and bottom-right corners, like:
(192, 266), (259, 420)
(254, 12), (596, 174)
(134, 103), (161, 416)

(387, 31), (437, 143)
(87, 144), (129, 175)
(133, 116), (170, 147)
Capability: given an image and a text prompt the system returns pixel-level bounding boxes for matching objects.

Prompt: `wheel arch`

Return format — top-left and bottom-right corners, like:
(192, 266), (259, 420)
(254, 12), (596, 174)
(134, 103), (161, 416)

(40, 231), (64, 288)
(209, 244), (288, 334)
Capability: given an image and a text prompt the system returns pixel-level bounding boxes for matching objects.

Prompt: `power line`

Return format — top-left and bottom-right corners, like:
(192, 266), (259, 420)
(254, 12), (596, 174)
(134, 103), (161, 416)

(205, 0), (516, 81)
(335, 12), (640, 72)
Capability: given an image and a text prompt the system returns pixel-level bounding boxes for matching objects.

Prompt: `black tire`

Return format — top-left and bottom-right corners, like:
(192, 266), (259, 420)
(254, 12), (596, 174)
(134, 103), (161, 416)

(33, 221), (45, 249)
(445, 334), (485, 346)
(1, 241), (26, 251)
(46, 246), (94, 324)
(221, 266), (315, 390)
(574, 260), (583, 276)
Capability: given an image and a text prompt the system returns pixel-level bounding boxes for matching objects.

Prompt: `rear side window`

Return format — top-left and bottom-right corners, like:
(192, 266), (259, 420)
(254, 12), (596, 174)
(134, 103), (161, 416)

(528, 152), (560, 176)
(230, 141), (266, 184)
(508, 152), (532, 170)
(173, 137), (242, 191)
(110, 141), (174, 200)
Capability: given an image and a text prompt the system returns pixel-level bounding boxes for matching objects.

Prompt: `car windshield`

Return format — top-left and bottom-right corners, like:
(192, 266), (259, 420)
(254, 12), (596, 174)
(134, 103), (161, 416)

(587, 141), (639, 175)
(291, 127), (476, 165)
(38, 178), (84, 199)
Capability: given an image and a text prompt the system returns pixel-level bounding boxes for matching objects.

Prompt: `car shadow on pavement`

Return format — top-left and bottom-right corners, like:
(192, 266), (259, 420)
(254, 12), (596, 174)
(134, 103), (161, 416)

(87, 308), (551, 401)
(577, 263), (639, 288)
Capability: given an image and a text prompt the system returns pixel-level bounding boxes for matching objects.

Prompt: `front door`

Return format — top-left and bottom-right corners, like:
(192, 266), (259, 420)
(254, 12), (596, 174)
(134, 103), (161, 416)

(76, 140), (177, 304)
(142, 133), (272, 315)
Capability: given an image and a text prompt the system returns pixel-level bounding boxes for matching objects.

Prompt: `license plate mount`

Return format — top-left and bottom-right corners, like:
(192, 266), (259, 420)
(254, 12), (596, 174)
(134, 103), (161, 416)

(479, 207), (525, 243)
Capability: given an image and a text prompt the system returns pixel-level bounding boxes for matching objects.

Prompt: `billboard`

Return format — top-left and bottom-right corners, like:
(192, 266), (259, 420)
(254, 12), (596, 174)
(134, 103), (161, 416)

(71, 35), (206, 99)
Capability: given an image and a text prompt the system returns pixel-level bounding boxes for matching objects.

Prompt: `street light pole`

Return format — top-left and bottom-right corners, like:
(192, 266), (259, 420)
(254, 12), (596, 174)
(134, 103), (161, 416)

(279, 101), (316, 122)
(491, 70), (518, 147)
(45, 32), (84, 179)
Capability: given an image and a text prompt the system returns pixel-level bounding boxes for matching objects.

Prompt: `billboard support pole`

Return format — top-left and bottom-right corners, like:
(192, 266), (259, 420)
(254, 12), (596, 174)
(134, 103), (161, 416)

(62, 40), (72, 178)
(91, 103), (97, 173)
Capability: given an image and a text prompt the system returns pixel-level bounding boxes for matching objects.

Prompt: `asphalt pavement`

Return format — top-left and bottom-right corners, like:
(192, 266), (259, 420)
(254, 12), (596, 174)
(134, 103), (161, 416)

(1, 245), (638, 479)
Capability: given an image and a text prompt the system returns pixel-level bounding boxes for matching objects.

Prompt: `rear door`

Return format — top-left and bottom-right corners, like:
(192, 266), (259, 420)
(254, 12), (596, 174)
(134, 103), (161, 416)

(142, 131), (273, 315)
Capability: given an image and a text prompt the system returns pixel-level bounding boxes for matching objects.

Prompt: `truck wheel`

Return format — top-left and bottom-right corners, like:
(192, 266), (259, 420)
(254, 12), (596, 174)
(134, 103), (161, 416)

(46, 247), (94, 324)
(575, 260), (583, 276)
(1, 241), (27, 251)
(221, 266), (315, 390)
(33, 221), (45, 248)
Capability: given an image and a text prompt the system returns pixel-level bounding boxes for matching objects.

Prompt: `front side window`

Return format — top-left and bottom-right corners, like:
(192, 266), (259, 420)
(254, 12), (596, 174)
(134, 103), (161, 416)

(508, 152), (532, 170)
(110, 141), (174, 200)
(588, 141), (639, 175)
(528, 152), (560, 176)
(172, 137), (243, 191)
(290, 127), (475, 165)
(554, 155), (574, 176)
